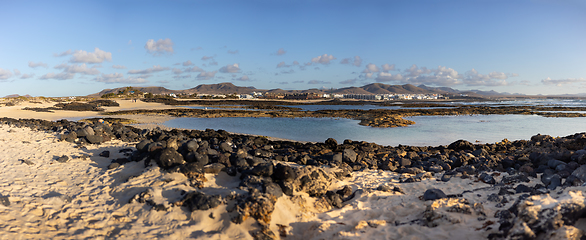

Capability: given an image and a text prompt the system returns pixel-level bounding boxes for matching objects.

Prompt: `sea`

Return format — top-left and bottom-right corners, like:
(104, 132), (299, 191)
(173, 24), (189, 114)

(165, 99), (586, 147)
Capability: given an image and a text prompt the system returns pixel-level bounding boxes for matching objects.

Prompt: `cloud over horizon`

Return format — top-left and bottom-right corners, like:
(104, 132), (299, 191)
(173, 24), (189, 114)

(197, 71), (217, 80)
(541, 77), (586, 86)
(145, 38), (174, 56)
(93, 73), (147, 84)
(219, 63), (241, 73)
(340, 56), (362, 67)
(0, 68), (13, 80)
(310, 54), (336, 65)
(28, 61), (48, 68)
(275, 48), (286, 56)
(128, 65), (170, 75)
(70, 48), (112, 63)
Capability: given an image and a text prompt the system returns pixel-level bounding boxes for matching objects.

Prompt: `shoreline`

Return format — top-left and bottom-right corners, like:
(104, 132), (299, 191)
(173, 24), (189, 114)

(0, 117), (586, 239)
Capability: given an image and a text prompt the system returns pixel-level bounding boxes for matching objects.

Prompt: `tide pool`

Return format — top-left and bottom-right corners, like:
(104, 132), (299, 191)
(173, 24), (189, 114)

(164, 114), (586, 146)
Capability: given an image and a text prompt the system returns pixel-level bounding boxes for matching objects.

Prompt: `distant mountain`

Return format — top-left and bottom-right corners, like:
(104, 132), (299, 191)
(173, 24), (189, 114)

(331, 86), (372, 94)
(89, 86), (181, 97)
(359, 83), (444, 95)
(3, 94), (33, 98)
(89, 82), (581, 98)
(416, 85), (461, 93)
(187, 82), (256, 94)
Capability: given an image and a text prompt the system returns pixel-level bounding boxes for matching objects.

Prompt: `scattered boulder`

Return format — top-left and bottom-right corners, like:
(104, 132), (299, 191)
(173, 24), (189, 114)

(423, 189), (447, 201)
(157, 148), (185, 169)
(175, 191), (221, 211)
(56, 155), (69, 163)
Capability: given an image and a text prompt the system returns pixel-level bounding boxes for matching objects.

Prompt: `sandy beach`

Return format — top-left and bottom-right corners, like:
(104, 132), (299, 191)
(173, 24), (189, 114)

(1, 124), (585, 239)
(0, 99), (177, 130)
(1, 99), (586, 239)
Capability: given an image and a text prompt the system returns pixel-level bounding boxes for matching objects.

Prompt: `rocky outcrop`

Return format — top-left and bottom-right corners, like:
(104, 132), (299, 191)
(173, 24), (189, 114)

(3, 117), (586, 239)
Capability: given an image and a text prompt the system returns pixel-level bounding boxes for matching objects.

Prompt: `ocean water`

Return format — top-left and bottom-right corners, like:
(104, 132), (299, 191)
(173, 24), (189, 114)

(164, 114), (586, 147)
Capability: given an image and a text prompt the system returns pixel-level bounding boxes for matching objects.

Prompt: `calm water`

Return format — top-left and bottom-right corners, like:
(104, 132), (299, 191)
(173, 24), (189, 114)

(164, 115), (586, 146)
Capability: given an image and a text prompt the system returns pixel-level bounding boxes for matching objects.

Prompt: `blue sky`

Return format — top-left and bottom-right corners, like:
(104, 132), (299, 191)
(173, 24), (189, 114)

(0, 0), (585, 97)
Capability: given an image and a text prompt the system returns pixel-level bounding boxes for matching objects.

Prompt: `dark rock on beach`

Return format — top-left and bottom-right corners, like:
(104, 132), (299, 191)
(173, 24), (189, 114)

(423, 189), (446, 201)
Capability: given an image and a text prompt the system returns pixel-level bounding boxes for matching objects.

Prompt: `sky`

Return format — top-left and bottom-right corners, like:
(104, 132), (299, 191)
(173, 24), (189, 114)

(0, 0), (585, 97)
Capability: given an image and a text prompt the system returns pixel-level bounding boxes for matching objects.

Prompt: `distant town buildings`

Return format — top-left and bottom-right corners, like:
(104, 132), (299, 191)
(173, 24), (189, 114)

(104, 87), (447, 101)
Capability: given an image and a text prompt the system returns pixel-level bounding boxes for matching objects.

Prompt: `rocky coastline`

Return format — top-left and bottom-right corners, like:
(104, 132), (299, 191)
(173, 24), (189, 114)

(2, 116), (586, 239)
(102, 103), (586, 128)
(20, 99), (586, 128)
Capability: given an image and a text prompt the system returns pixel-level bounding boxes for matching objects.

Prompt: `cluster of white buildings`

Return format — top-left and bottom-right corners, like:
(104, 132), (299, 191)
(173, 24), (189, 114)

(237, 92), (447, 100)
(161, 91), (446, 101)
(340, 93), (447, 100)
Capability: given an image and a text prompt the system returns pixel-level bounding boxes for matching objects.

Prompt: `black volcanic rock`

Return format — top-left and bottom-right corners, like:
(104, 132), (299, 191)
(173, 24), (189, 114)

(157, 148), (185, 169)
(448, 140), (475, 151)
(423, 189), (446, 201)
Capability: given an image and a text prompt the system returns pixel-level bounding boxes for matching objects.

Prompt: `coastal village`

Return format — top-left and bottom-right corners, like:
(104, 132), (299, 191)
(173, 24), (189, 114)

(95, 85), (449, 101)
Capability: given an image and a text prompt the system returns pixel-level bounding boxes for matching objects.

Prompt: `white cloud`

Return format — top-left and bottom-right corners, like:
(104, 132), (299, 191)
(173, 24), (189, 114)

(20, 74), (34, 79)
(55, 63), (100, 75)
(308, 80), (331, 84)
(144, 38), (174, 56)
(403, 64), (432, 77)
(40, 72), (75, 80)
(93, 73), (147, 84)
(13, 69), (21, 76)
(280, 69), (295, 74)
(201, 56), (214, 61)
(172, 68), (183, 74)
(360, 64), (512, 87)
(340, 78), (358, 84)
(462, 69), (510, 86)
(276, 61), (288, 68)
(0, 68), (12, 79)
(234, 75), (250, 81)
(185, 66), (204, 72)
(488, 71), (508, 79)
(375, 72), (404, 82)
(112, 65), (127, 69)
(29, 61), (48, 68)
(219, 63), (241, 73)
(340, 56), (362, 67)
(70, 48), (112, 63)
(292, 61), (300, 66)
(182, 60), (194, 66)
(365, 63), (380, 73)
(310, 54), (336, 65)
(381, 63), (395, 72)
(275, 48), (286, 56)
(228, 50), (239, 54)
(197, 71), (217, 80)
(128, 65), (169, 74)
(541, 77), (586, 86)
(53, 50), (72, 57)
(174, 74), (192, 79)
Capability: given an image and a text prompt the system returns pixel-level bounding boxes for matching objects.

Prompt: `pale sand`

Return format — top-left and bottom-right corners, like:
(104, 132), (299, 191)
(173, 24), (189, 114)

(0, 100), (178, 130)
(1, 125), (585, 239)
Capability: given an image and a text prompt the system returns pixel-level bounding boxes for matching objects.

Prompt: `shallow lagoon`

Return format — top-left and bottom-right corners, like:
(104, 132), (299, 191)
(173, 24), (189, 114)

(164, 114), (586, 146)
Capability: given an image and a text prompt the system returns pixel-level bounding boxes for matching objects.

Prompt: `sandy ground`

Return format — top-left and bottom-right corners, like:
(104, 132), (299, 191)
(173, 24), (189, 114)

(0, 100), (177, 130)
(2, 99), (586, 239)
(1, 125), (585, 239)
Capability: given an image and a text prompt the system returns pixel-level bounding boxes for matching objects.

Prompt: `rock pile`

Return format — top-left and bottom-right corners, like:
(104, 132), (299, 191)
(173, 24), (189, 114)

(3, 117), (586, 239)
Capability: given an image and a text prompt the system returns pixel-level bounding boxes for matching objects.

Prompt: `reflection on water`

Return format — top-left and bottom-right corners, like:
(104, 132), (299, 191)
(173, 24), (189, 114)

(164, 115), (586, 146)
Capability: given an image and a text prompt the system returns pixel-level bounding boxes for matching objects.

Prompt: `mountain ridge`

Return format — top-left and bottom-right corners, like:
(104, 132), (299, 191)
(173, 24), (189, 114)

(86, 82), (582, 98)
